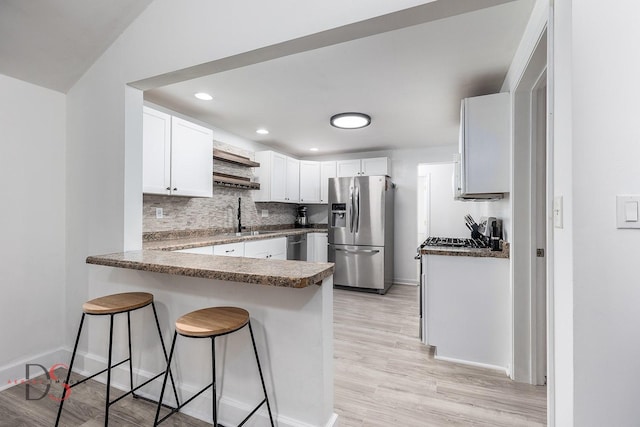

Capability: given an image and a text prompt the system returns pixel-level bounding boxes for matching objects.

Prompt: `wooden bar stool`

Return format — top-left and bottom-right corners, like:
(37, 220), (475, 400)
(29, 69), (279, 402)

(55, 292), (179, 427)
(154, 307), (274, 427)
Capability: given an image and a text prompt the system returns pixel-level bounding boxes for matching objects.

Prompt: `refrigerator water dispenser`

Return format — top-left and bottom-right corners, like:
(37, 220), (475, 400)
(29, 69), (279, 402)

(331, 203), (346, 228)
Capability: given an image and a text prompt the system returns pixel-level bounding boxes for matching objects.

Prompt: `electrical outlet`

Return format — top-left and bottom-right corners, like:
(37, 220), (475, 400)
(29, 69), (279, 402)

(155, 207), (163, 219)
(261, 209), (268, 218)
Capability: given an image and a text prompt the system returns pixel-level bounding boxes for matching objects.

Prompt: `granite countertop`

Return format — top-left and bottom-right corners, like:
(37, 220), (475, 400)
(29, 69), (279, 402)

(86, 227), (333, 288)
(144, 228), (328, 251)
(420, 242), (510, 259)
(87, 250), (334, 288)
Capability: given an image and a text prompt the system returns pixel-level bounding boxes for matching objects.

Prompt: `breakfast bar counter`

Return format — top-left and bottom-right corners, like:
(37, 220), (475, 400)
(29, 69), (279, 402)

(83, 241), (336, 426)
(87, 250), (334, 288)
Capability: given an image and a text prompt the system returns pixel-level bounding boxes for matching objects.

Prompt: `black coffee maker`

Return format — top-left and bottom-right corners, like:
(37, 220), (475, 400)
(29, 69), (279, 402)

(295, 206), (309, 228)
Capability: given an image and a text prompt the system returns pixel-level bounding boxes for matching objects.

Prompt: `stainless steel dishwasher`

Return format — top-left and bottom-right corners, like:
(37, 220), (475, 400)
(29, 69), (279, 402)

(287, 234), (307, 261)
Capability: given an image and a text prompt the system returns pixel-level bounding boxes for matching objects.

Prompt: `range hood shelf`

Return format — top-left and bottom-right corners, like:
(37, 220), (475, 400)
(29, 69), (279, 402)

(213, 149), (260, 167)
(213, 172), (260, 189)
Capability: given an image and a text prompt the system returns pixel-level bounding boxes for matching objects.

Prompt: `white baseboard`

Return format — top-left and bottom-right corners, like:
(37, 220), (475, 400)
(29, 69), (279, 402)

(434, 354), (509, 376)
(392, 280), (418, 286)
(66, 351), (336, 427)
(0, 347), (69, 392)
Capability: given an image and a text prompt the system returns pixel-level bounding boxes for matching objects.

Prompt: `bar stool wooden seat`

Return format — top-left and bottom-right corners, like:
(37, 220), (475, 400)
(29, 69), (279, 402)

(154, 307), (274, 426)
(55, 292), (179, 427)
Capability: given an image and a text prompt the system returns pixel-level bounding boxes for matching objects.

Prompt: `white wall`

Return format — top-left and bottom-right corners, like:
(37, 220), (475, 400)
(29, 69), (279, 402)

(63, 0), (437, 424)
(566, 2), (640, 425)
(0, 74), (66, 386)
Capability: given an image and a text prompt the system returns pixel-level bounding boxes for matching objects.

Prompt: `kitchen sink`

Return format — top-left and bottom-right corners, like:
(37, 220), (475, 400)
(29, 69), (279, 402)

(223, 231), (281, 237)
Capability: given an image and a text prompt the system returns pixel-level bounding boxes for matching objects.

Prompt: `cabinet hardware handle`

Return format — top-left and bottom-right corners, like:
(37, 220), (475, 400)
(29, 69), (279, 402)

(166, 187), (170, 190)
(225, 249), (234, 253)
(173, 188), (177, 191)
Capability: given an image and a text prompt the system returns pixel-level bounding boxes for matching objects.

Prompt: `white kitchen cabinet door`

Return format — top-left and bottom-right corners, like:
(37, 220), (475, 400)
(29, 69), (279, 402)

(170, 116), (213, 197)
(174, 245), (214, 255)
(320, 161), (336, 204)
(254, 151), (299, 203)
(336, 159), (362, 177)
(459, 92), (510, 195)
(361, 157), (389, 176)
(244, 237), (287, 260)
(307, 233), (328, 262)
(213, 242), (245, 257)
(142, 107), (171, 195)
(286, 157), (300, 202)
(299, 161), (321, 203)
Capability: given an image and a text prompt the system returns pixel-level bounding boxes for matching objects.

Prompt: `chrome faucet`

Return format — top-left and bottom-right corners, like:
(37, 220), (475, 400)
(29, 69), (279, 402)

(237, 197), (243, 233)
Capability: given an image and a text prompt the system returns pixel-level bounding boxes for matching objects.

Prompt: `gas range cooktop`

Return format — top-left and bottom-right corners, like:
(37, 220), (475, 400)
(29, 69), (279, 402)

(420, 236), (489, 249)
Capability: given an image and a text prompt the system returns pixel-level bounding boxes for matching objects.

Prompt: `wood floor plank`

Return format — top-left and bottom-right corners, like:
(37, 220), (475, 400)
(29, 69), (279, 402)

(333, 284), (546, 426)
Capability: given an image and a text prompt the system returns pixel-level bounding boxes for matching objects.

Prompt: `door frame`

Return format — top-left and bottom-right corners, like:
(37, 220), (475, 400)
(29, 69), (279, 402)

(510, 26), (550, 386)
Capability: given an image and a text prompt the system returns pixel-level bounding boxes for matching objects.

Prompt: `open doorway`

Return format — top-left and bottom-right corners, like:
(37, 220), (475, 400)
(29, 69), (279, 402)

(511, 28), (549, 387)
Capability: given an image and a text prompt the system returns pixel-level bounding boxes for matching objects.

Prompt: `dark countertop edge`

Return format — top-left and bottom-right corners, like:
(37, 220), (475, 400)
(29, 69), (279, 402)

(86, 252), (334, 289)
(420, 242), (510, 259)
(145, 228), (328, 251)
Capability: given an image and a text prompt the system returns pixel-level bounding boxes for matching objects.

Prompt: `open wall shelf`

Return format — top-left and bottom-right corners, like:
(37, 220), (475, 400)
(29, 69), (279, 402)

(213, 172), (260, 190)
(213, 149), (260, 167)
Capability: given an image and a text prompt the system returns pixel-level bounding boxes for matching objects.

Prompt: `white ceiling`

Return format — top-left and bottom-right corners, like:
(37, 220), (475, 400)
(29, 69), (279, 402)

(145, 0), (534, 157)
(0, 0), (152, 93)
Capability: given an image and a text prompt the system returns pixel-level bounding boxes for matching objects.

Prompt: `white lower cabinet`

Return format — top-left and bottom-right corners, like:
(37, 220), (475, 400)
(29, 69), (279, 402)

(174, 245), (214, 255)
(213, 242), (245, 257)
(307, 233), (328, 262)
(244, 237), (287, 260)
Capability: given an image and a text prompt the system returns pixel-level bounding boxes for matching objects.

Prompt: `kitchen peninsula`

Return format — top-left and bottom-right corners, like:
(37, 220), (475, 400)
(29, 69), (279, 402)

(84, 229), (336, 427)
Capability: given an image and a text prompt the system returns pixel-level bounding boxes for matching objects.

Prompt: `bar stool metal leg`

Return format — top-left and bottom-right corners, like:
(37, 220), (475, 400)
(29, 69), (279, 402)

(151, 302), (180, 406)
(248, 321), (275, 427)
(55, 313), (85, 427)
(105, 314), (114, 426)
(212, 336), (218, 427)
(127, 311), (135, 397)
(154, 332), (178, 426)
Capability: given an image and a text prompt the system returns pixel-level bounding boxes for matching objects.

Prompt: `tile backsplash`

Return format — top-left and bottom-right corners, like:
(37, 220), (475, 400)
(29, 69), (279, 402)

(143, 141), (298, 233)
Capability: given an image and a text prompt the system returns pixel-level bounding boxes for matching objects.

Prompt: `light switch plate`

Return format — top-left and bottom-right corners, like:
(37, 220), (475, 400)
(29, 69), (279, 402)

(616, 195), (640, 229)
(155, 207), (163, 219)
(261, 209), (269, 218)
(553, 196), (563, 229)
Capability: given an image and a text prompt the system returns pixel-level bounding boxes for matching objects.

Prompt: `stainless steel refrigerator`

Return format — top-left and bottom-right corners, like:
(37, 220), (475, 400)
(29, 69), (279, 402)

(328, 175), (395, 294)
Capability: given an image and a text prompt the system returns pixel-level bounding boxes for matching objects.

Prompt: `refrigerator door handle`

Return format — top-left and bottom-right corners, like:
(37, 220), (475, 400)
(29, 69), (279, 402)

(334, 248), (380, 254)
(349, 186), (355, 232)
(355, 184), (361, 233)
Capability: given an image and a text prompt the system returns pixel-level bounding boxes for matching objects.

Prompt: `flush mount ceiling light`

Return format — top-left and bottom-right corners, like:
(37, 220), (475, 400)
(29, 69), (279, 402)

(309, 147), (319, 152)
(194, 92), (213, 101)
(256, 128), (269, 135)
(330, 112), (371, 129)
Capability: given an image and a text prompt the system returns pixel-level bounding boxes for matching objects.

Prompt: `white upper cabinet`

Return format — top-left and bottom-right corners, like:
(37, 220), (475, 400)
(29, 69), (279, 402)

(286, 157), (300, 202)
(254, 151), (299, 203)
(320, 161), (336, 204)
(299, 160), (321, 203)
(170, 117), (214, 197)
(336, 157), (389, 177)
(336, 159), (362, 177)
(142, 107), (171, 194)
(361, 157), (390, 176)
(142, 107), (213, 197)
(457, 92), (510, 198)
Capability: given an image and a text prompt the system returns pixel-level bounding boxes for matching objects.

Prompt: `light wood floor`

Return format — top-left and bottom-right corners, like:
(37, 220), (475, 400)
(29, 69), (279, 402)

(0, 285), (545, 426)
(333, 284), (547, 426)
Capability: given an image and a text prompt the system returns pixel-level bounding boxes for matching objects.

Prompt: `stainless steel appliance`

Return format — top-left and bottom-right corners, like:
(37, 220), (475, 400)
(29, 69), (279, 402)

(295, 206), (309, 228)
(328, 175), (394, 294)
(287, 234), (307, 261)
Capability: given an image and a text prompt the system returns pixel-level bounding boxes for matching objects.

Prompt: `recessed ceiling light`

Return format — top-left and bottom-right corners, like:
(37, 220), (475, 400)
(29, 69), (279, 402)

(309, 148), (319, 152)
(256, 128), (269, 135)
(330, 112), (371, 129)
(194, 92), (213, 101)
